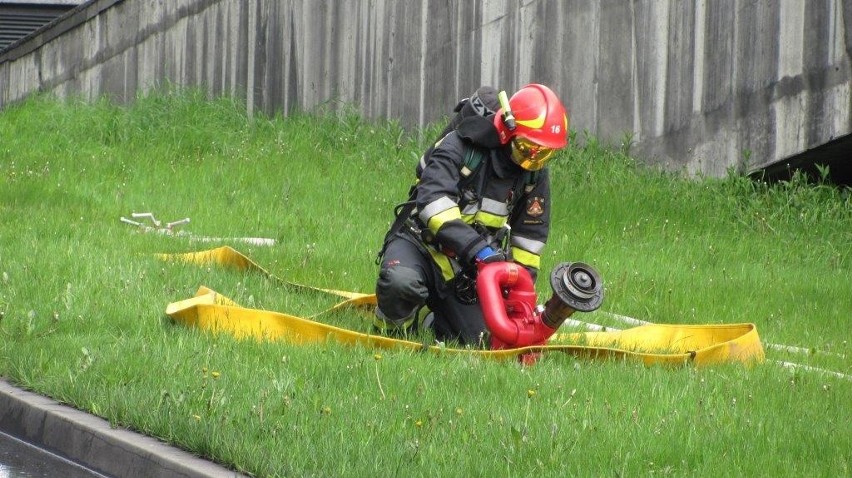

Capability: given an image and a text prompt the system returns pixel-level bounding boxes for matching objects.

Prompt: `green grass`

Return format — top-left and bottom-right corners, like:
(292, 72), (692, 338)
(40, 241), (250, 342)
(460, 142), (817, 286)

(1, 90), (850, 477)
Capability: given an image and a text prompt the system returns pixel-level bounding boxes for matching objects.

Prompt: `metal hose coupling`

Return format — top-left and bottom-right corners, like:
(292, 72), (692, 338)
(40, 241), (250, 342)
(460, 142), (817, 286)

(541, 262), (604, 329)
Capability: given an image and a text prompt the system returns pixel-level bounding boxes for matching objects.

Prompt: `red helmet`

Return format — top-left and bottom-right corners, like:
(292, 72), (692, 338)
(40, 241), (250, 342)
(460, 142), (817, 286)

(494, 84), (569, 170)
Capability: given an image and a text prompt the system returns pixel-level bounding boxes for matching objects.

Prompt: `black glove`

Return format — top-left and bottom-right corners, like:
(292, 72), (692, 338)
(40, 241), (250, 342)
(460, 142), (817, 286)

(453, 270), (479, 305)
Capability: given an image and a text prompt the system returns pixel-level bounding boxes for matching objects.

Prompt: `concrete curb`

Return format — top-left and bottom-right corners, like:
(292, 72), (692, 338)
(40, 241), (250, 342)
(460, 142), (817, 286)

(0, 380), (247, 478)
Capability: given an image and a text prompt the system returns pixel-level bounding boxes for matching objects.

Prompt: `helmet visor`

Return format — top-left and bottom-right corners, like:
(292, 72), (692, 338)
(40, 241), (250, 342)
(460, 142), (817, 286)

(510, 137), (555, 171)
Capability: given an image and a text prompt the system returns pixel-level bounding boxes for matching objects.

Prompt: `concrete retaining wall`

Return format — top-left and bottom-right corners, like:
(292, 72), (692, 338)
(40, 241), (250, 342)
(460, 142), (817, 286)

(1, 0), (850, 176)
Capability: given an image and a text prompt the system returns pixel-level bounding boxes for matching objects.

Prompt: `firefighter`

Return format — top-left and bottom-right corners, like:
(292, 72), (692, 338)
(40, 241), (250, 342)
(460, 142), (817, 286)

(375, 84), (570, 346)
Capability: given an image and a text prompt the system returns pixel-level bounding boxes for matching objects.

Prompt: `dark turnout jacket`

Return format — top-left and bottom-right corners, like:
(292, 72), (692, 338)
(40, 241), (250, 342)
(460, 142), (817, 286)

(410, 131), (551, 281)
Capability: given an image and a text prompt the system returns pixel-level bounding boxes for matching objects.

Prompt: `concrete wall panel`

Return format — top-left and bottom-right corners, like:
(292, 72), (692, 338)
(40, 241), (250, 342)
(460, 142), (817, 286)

(559, 0), (598, 136)
(664, 2), (694, 136)
(596, 0), (634, 138)
(0, 0), (849, 176)
(773, 90), (809, 160)
(633, 0), (670, 139)
(779, 0), (805, 79)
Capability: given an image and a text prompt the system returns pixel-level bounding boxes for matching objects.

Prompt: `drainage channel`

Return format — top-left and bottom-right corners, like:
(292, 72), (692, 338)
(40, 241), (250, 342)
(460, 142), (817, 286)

(0, 430), (108, 477)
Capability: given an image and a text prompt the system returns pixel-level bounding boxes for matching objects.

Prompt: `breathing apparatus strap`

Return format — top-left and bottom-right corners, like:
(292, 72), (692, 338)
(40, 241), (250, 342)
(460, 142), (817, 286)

(375, 192), (417, 264)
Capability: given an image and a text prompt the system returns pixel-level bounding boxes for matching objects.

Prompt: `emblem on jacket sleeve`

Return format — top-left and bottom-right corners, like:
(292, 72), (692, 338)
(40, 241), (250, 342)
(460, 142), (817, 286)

(526, 197), (545, 217)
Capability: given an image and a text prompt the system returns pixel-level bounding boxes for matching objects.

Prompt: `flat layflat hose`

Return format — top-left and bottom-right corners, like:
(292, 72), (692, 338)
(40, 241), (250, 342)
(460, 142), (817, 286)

(161, 247), (765, 367)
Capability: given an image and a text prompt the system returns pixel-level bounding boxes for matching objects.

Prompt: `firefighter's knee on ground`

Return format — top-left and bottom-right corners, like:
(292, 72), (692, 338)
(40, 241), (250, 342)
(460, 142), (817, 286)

(375, 265), (428, 324)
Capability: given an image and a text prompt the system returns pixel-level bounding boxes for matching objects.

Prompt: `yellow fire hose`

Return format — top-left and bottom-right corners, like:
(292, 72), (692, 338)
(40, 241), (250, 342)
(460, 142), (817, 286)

(162, 247), (764, 366)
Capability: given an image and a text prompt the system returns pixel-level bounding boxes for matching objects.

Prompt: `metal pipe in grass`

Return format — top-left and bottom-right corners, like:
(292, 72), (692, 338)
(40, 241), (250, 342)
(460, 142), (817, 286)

(121, 212), (276, 246)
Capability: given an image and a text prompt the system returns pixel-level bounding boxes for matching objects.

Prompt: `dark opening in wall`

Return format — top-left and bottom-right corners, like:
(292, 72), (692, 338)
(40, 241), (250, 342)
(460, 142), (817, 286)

(752, 134), (852, 187)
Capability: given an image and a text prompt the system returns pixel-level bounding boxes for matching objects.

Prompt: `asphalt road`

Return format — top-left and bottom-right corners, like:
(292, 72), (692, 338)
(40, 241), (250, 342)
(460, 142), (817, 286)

(0, 430), (106, 477)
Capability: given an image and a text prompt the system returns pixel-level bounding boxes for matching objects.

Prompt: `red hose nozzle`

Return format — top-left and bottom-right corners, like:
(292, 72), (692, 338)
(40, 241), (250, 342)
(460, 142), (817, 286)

(476, 261), (604, 354)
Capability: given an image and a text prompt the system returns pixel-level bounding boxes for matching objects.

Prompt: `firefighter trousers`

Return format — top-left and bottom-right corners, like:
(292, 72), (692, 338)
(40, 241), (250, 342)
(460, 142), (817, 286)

(375, 232), (489, 347)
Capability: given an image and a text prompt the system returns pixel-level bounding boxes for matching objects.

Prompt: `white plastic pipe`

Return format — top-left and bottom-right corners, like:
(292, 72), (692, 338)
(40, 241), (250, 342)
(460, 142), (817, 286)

(770, 360), (852, 381)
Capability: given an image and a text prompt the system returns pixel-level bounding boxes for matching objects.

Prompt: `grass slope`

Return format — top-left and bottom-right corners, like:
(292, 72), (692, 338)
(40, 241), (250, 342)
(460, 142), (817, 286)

(0, 91), (849, 477)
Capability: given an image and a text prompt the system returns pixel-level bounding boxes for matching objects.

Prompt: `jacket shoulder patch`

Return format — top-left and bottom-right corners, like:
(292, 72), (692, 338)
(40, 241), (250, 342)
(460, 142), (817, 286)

(526, 197), (545, 217)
